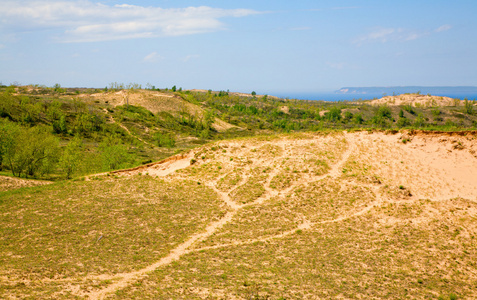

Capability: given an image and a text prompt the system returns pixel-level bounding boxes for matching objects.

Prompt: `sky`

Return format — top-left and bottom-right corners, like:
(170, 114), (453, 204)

(1, 0), (476, 94)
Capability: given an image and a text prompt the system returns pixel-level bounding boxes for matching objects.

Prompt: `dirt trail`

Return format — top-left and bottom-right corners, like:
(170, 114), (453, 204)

(84, 131), (477, 299)
(89, 211), (236, 300)
(88, 133), (356, 299)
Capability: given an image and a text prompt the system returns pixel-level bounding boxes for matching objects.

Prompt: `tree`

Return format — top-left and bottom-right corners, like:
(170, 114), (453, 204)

(343, 111), (353, 122)
(0, 120), (19, 171)
(251, 91), (257, 96)
(59, 136), (82, 179)
(413, 113), (426, 128)
(324, 107), (341, 122)
(155, 132), (176, 148)
(3, 126), (59, 178)
(99, 134), (131, 171)
(52, 114), (68, 134)
(171, 85), (177, 92)
(397, 117), (411, 128)
(464, 98), (473, 115)
(353, 113), (364, 125)
(375, 105), (392, 119)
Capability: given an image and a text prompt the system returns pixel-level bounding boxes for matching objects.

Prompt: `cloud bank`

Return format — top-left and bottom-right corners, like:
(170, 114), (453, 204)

(0, 0), (260, 42)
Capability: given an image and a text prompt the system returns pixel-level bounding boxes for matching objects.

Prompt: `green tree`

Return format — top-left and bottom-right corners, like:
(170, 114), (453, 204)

(171, 85), (177, 92)
(376, 105), (392, 119)
(99, 134), (131, 171)
(343, 111), (353, 122)
(413, 113), (427, 128)
(4, 126), (59, 178)
(324, 107), (342, 122)
(59, 136), (83, 179)
(353, 113), (364, 125)
(155, 132), (176, 148)
(397, 117), (411, 128)
(52, 114), (68, 134)
(464, 98), (473, 115)
(0, 120), (20, 171)
(371, 105), (393, 127)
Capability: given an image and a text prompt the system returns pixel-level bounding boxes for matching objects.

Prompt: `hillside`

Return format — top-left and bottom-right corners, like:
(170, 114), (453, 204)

(1, 85), (477, 182)
(368, 94), (462, 107)
(1, 130), (477, 299)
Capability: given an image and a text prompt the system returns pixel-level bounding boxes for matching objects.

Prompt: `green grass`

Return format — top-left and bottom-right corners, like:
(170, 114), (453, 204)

(0, 176), (228, 299)
(114, 198), (477, 299)
(1, 131), (477, 299)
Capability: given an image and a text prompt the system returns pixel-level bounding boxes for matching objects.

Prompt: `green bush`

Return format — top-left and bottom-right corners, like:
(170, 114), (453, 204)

(155, 132), (176, 148)
(2, 125), (59, 178)
(99, 134), (131, 171)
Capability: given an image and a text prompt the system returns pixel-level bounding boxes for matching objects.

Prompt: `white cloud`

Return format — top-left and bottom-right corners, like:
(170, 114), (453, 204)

(143, 52), (162, 63)
(353, 27), (428, 45)
(0, 1), (260, 42)
(183, 54), (200, 62)
(435, 24), (452, 33)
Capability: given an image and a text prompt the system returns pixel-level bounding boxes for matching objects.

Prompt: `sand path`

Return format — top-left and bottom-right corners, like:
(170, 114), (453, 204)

(88, 133), (356, 299)
(81, 131), (477, 299)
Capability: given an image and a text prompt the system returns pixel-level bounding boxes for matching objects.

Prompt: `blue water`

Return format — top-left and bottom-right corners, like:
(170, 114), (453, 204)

(273, 92), (477, 102)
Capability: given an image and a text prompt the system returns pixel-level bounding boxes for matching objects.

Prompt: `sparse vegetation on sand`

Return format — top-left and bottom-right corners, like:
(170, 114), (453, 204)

(1, 84), (477, 299)
(1, 130), (477, 299)
(1, 85), (476, 180)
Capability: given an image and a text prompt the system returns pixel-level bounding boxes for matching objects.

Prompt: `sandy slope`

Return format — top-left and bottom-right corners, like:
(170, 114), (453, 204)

(368, 94), (463, 107)
(82, 130), (477, 299)
(3, 130), (477, 299)
(84, 90), (238, 132)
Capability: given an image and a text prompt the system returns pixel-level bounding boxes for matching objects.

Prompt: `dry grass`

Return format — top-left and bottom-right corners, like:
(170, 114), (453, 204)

(0, 176), (227, 299)
(2, 131), (477, 299)
(0, 175), (51, 192)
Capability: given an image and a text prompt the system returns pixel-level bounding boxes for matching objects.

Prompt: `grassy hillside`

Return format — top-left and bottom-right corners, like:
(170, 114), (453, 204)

(1, 131), (476, 299)
(1, 85), (476, 298)
(1, 85), (476, 180)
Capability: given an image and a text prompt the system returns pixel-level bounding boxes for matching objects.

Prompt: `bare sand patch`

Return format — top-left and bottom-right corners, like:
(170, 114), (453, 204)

(0, 175), (51, 192)
(367, 93), (463, 107)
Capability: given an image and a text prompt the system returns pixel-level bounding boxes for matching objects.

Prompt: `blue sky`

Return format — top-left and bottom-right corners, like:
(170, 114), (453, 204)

(1, 0), (476, 94)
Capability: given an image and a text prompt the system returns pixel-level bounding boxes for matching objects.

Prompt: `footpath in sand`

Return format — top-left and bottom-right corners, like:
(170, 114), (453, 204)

(2, 131), (477, 299)
(85, 131), (477, 299)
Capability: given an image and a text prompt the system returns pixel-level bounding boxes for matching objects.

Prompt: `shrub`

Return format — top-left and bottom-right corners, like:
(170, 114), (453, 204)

(353, 113), (364, 124)
(464, 99), (473, 115)
(413, 113), (426, 128)
(397, 117), (411, 128)
(324, 107), (342, 122)
(2, 125), (60, 178)
(155, 132), (176, 148)
(99, 134), (131, 170)
(403, 104), (416, 115)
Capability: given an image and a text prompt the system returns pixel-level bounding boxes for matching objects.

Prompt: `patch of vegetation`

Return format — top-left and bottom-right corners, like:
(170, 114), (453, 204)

(0, 176), (227, 298)
(1, 86), (476, 181)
